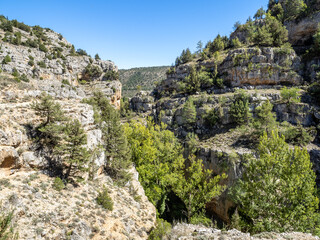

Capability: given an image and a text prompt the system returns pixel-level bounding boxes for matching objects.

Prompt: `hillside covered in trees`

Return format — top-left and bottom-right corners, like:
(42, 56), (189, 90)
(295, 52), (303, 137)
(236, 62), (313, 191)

(119, 66), (169, 97)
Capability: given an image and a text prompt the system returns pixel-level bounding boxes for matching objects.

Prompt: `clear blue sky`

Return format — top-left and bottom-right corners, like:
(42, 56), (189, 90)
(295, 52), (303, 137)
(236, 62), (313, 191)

(1, 0), (267, 69)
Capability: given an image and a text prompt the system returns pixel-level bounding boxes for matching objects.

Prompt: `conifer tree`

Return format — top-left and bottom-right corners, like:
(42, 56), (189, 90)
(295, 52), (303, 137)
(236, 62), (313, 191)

(55, 119), (90, 179)
(253, 100), (277, 136)
(182, 98), (197, 126)
(231, 131), (319, 233)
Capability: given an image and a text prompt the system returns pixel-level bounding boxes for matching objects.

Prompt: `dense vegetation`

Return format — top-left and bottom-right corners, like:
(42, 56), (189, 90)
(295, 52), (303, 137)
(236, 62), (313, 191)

(119, 66), (169, 97)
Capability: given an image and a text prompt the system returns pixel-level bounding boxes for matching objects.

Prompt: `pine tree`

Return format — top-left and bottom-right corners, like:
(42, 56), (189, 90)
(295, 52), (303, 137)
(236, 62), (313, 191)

(253, 100), (277, 136)
(94, 53), (101, 60)
(55, 119), (90, 179)
(254, 7), (266, 20)
(182, 98), (197, 126)
(231, 131), (319, 233)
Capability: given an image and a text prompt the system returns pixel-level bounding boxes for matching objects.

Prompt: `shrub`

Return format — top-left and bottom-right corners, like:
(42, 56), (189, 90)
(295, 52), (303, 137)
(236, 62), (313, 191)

(205, 107), (220, 127)
(39, 43), (48, 53)
(37, 61), (46, 68)
(82, 64), (102, 79)
(53, 177), (65, 191)
(102, 70), (119, 81)
(182, 98), (197, 126)
(280, 121), (316, 146)
(190, 211), (212, 227)
(19, 74), (29, 82)
(230, 90), (251, 125)
(76, 48), (88, 56)
(62, 79), (70, 86)
(148, 218), (172, 240)
(0, 210), (17, 240)
(96, 187), (113, 211)
(28, 60), (34, 66)
(2, 55), (11, 64)
(280, 87), (301, 104)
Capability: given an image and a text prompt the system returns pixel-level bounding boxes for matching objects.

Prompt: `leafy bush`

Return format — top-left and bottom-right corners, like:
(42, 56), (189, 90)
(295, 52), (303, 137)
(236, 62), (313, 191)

(280, 87), (301, 104)
(19, 74), (29, 83)
(97, 187), (113, 211)
(103, 70), (119, 81)
(76, 48), (88, 56)
(82, 64), (102, 79)
(62, 79), (70, 86)
(204, 107), (220, 127)
(308, 82), (320, 105)
(190, 211), (212, 227)
(37, 61), (46, 68)
(148, 218), (172, 240)
(39, 43), (48, 53)
(53, 177), (65, 191)
(280, 121), (316, 146)
(2, 55), (11, 64)
(182, 98), (197, 126)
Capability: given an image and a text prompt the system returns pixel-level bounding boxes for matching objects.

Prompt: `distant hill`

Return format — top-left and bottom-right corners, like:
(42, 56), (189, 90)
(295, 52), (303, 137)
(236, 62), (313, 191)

(119, 66), (169, 97)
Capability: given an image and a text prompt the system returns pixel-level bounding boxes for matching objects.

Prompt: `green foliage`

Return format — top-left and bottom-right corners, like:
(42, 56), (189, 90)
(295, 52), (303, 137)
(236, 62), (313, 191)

(2, 55), (11, 64)
(182, 98), (197, 126)
(103, 70), (119, 81)
(308, 81), (320, 105)
(76, 48), (88, 56)
(253, 100), (277, 136)
(176, 48), (193, 66)
(55, 120), (90, 179)
(37, 61), (46, 68)
(231, 131), (319, 233)
(280, 87), (301, 104)
(254, 7), (266, 20)
(173, 155), (226, 222)
(82, 64), (102, 79)
(230, 90), (251, 125)
(148, 218), (172, 240)
(31, 93), (66, 148)
(183, 66), (201, 94)
(282, 0), (307, 21)
(0, 210), (17, 240)
(87, 92), (131, 180)
(190, 210), (213, 227)
(38, 43), (48, 53)
(231, 37), (242, 48)
(124, 119), (185, 215)
(96, 187), (114, 211)
(280, 122), (316, 146)
(53, 177), (65, 191)
(204, 107), (220, 127)
(94, 53), (101, 60)
(61, 79), (70, 86)
(1, 21), (13, 32)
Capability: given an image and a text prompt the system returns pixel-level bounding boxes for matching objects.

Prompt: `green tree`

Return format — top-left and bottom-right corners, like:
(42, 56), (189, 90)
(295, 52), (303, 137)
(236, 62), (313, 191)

(88, 92), (131, 179)
(231, 37), (242, 48)
(55, 119), (90, 179)
(184, 66), (201, 94)
(231, 131), (319, 233)
(230, 90), (251, 125)
(173, 155), (226, 222)
(196, 41), (203, 54)
(124, 119), (185, 215)
(282, 0), (307, 21)
(31, 93), (66, 148)
(253, 100), (277, 136)
(94, 53), (101, 60)
(254, 7), (266, 20)
(182, 98), (197, 126)
(209, 34), (225, 53)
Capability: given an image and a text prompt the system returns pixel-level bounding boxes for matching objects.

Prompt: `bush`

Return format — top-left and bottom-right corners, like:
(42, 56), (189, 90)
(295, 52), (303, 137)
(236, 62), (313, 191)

(82, 64), (102, 79)
(19, 74), (29, 82)
(62, 79), (70, 86)
(2, 55), (11, 64)
(37, 61), (46, 68)
(102, 70), (119, 81)
(230, 90), (251, 125)
(190, 211), (212, 227)
(39, 43), (48, 53)
(148, 218), (172, 240)
(205, 107), (220, 127)
(0, 211), (17, 240)
(280, 87), (301, 104)
(96, 187), (113, 211)
(280, 122), (316, 146)
(53, 177), (65, 191)
(76, 48), (88, 56)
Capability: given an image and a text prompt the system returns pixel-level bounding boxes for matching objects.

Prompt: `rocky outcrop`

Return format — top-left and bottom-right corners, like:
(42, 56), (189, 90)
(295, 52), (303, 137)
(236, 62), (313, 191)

(169, 223), (319, 240)
(0, 169), (156, 239)
(130, 91), (154, 113)
(285, 12), (320, 46)
(220, 47), (302, 87)
(0, 28), (117, 83)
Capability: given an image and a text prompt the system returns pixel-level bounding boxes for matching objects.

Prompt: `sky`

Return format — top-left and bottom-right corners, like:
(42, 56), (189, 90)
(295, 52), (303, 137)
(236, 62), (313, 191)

(1, 0), (268, 69)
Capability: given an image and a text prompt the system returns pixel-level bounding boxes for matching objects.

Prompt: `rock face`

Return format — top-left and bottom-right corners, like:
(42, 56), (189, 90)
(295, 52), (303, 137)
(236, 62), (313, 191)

(0, 27), (117, 83)
(169, 223), (319, 240)
(219, 47), (302, 87)
(0, 170), (156, 240)
(130, 91), (154, 113)
(285, 12), (320, 46)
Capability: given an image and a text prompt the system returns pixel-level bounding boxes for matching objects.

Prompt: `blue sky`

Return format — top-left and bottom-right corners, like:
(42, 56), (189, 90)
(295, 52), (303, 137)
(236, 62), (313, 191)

(1, 0), (267, 69)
